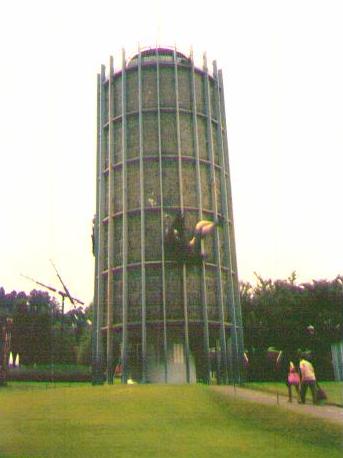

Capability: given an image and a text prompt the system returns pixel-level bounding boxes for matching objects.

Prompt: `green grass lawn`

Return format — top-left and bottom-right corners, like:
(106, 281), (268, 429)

(245, 381), (343, 406)
(0, 383), (341, 458)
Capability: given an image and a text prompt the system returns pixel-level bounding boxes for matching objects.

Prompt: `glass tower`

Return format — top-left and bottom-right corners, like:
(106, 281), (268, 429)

(93, 47), (245, 384)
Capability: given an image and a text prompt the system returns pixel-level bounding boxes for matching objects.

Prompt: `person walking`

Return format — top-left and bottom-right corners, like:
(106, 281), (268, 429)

(287, 361), (301, 403)
(299, 354), (317, 404)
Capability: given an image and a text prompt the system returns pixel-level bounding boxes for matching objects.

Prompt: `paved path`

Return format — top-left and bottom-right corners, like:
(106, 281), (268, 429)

(211, 385), (343, 425)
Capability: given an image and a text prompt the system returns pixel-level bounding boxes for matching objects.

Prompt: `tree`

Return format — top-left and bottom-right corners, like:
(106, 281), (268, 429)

(240, 273), (343, 381)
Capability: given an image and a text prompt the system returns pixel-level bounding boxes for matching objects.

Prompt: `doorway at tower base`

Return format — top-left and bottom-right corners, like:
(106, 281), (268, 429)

(146, 334), (196, 384)
(120, 326), (227, 384)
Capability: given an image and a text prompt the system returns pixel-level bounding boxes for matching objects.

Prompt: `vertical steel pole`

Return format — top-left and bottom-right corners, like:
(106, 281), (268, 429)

(203, 54), (228, 384)
(121, 49), (129, 384)
(138, 49), (147, 383)
(93, 66), (106, 384)
(190, 50), (211, 384)
(156, 49), (168, 383)
(212, 60), (238, 383)
(174, 48), (190, 383)
(92, 73), (101, 384)
(106, 56), (115, 384)
(218, 68), (245, 383)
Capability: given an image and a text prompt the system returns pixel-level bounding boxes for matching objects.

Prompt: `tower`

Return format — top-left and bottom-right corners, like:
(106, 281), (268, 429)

(93, 47), (244, 384)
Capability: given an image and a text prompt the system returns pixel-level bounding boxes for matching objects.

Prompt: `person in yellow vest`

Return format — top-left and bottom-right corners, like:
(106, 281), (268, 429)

(299, 354), (317, 404)
(165, 215), (221, 262)
(188, 220), (217, 255)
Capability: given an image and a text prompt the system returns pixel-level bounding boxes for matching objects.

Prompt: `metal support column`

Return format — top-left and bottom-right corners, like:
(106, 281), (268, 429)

(203, 54), (228, 384)
(121, 49), (129, 384)
(156, 49), (168, 383)
(138, 49), (147, 383)
(106, 56), (115, 384)
(218, 68), (245, 383)
(174, 48), (190, 383)
(92, 69), (105, 385)
(212, 61), (239, 383)
(190, 49), (211, 384)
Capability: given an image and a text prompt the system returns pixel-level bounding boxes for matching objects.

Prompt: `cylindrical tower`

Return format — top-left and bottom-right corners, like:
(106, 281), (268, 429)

(93, 47), (245, 385)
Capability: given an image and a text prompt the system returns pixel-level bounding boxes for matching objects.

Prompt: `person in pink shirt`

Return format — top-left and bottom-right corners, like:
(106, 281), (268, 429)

(287, 361), (301, 403)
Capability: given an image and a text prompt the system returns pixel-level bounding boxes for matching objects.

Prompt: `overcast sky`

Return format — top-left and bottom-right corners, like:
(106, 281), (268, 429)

(1, 0), (342, 307)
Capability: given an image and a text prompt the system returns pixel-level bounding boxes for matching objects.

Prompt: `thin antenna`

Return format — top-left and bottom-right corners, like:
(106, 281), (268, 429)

(49, 259), (75, 305)
(21, 273), (84, 305)
(155, 0), (161, 47)
(21, 274), (59, 295)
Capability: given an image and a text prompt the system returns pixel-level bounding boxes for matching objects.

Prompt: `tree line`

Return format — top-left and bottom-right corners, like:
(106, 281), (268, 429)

(1, 273), (342, 381)
(0, 288), (91, 366)
(240, 273), (343, 381)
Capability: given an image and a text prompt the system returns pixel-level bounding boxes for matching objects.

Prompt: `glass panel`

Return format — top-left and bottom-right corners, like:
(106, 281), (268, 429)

(113, 166), (122, 213)
(128, 268), (141, 322)
(128, 214), (141, 263)
(103, 83), (109, 123)
(143, 112), (158, 156)
(146, 266), (162, 320)
(221, 269), (230, 322)
(145, 210), (161, 261)
(182, 161), (197, 208)
(215, 171), (223, 215)
(103, 127), (109, 170)
(180, 113), (194, 157)
(127, 115), (139, 160)
(159, 67), (175, 107)
(195, 72), (204, 113)
(206, 268), (219, 321)
(200, 164), (212, 211)
(218, 224), (227, 267)
(113, 215), (122, 267)
(113, 77), (122, 117)
(102, 274), (108, 327)
(142, 67), (157, 109)
(212, 122), (220, 165)
(127, 162), (140, 210)
(103, 223), (108, 267)
(165, 265), (183, 319)
(113, 120), (122, 164)
(144, 160), (160, 208)
(161, 112), (177, 155)
(197, 116), (208, 160)
(113, 271), (122, 323)
(210, 80), (217, 121)
(203, 218), (216, 265)
(162, 159), (179, 207)
(104, 174), (108, 216)
(178, 67), (191, 110)
(187, 266), (201, 320)
(126, 70), (138, 113)
(184, 211), (198, 240)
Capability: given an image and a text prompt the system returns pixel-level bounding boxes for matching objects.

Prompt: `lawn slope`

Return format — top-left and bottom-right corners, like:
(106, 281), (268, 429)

(0, 383), (341, 458)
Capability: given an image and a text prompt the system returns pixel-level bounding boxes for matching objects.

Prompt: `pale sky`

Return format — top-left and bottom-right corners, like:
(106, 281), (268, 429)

(1, 0), (342, 308)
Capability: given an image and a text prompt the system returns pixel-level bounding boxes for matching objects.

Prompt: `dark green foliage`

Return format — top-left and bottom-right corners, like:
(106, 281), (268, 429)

(240, 273), (343, 381)
(1, 288), (90, 367)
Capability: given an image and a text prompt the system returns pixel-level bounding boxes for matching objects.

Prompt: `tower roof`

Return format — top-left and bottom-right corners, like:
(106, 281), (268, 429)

(128, 47), (190, 66)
